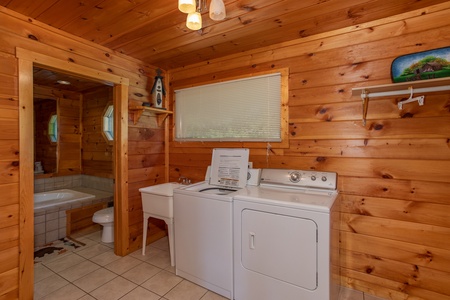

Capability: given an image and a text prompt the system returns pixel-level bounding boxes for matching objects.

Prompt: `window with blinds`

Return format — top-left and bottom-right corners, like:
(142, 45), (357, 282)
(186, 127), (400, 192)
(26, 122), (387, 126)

(174, 73), (282, 142)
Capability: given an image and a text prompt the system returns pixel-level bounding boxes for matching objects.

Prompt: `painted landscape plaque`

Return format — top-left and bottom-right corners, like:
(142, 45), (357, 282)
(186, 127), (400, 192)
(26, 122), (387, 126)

(391, 47), (450, 83)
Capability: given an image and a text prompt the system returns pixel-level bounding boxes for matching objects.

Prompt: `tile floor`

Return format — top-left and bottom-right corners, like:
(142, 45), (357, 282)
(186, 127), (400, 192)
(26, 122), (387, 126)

(34, 230), (385, 300)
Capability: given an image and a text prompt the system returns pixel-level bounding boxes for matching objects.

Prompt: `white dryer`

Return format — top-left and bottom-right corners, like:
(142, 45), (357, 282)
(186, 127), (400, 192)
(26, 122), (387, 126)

(233, 168), (340, 300)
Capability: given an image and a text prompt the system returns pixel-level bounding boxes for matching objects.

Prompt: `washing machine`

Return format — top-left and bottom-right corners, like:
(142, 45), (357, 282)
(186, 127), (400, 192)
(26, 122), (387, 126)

(173, 148), (255, 299)
(233, 168), (340, 300)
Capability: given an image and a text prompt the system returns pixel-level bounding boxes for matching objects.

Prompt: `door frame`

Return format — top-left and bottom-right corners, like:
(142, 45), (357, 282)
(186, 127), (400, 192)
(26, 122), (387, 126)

(16, 47), (129, 300)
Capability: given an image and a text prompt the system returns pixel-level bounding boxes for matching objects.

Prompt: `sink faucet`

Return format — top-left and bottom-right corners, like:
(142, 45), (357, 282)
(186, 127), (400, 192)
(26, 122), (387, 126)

(178, 176), (191, 185)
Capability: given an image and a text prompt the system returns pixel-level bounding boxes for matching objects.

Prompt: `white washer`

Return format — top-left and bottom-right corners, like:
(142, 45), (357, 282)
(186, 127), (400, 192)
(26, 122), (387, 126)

(173, 148), (252, 299)
(174, 181), (239, 299)
(233, 169), (340, 300)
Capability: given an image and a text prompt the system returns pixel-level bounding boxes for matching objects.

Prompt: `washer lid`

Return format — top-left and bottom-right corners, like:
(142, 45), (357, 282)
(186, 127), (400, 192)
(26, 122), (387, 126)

(198, 187), (237, 195)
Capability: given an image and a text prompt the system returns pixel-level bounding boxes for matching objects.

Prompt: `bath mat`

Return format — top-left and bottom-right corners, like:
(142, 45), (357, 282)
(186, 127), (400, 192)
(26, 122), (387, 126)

(34, 236), (86, 264)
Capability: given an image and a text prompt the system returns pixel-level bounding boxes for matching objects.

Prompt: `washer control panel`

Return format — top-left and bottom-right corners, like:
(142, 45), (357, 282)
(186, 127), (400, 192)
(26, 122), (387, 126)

(260, 169), (337, 190)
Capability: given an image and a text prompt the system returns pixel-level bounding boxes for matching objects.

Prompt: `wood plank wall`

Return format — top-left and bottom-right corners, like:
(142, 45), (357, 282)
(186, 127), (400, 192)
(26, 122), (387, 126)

(0, 7), (164, 298)
(168, 3), (450, 300)
(33, 85), (83, 176)
(82, 86), (114, 178)
(127, 102), (168, 252)
(58, 92), (82, 176)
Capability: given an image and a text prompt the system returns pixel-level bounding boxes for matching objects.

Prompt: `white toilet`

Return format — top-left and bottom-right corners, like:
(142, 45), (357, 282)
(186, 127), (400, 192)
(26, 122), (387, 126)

(92, 207), (114, 243)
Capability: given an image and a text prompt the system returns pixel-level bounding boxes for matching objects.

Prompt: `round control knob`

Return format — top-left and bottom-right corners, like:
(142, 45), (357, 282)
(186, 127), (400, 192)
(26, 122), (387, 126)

(289, 171), (301, 183)
(311, 175), (316, 181)
(321, 176), (327, 182)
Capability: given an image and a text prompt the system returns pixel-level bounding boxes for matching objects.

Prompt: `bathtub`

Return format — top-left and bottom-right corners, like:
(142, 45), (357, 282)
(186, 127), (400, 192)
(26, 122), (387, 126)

(34, 187), (113, 248)
(34, 189), (95, 210)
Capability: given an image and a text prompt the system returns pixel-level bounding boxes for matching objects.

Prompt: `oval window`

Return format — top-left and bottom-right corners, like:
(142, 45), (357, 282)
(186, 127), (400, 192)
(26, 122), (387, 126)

(103, 104), (114, 141)
(48, 114), (58, 143)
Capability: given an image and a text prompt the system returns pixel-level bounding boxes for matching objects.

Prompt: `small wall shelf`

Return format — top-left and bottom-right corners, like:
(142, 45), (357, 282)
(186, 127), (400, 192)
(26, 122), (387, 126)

(351, 77), (450, 125)
(129, 105), (173, 125)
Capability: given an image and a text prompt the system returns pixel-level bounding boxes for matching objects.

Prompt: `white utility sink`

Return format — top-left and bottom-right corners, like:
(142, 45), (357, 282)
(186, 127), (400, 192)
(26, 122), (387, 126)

(139, 182), (181, 218)
(139, 182), (182, 266)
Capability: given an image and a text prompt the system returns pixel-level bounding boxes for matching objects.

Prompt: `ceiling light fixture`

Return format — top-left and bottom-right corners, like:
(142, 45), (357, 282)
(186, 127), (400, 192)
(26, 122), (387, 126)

(178, 0), (196, 13)
(186, 11), (202, 31)
(57, 80), (71, 85)
(179, 0), (226, 30)
(209, 0), (226, 21)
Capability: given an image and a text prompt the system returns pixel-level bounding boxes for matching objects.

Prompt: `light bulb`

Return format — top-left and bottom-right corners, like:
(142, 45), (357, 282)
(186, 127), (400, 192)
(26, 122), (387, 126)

(209, 0), (226, 21)
(186, 11), (202, 30)
(178, 0), (196, 13)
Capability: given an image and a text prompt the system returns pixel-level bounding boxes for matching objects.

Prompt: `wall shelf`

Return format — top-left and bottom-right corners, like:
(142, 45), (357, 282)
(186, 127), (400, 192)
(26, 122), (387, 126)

(129, 105), (173, 125)
(351, 77), (450, 125)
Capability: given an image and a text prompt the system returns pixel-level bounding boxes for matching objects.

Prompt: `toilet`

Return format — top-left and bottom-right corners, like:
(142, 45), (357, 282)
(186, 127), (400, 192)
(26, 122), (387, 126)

(92, 207), (114, 243)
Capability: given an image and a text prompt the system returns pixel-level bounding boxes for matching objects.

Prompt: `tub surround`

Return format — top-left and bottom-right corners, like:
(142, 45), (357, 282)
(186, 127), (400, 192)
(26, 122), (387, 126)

(34, 174), (114, 194)
(34, 184), (113, 247)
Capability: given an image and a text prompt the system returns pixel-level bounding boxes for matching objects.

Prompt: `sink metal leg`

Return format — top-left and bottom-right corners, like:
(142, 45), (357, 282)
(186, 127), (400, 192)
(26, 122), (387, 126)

(166, 219), (175, 266)
(142, 213), (149, 256)
(142, 213), (175, 267)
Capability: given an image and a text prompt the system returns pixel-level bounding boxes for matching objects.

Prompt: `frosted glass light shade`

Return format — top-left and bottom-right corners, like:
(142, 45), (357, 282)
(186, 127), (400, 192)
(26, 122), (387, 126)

(178, 0), (196, 13)
(186, 12), (202, 30)
(209, 0), (226, 21)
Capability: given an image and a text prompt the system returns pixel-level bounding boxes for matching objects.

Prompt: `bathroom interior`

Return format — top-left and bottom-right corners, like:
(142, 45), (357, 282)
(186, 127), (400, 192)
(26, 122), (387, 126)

(32, 69), (123, 248)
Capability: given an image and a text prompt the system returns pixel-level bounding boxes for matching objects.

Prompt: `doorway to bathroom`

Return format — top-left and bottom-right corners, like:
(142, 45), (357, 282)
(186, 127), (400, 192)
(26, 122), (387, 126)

(33, 67), (115, 245)
(17, 47), (129, 298)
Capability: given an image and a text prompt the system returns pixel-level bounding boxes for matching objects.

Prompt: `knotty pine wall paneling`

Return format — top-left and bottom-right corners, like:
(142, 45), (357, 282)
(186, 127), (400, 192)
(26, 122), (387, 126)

(56, 93), (82, 176)
(33, 85), (83, 177)
(127, 105), (167, 252)
(168, 3), (450, 300)
(0, 7), (165, 298)
(82, 86), (114, 178)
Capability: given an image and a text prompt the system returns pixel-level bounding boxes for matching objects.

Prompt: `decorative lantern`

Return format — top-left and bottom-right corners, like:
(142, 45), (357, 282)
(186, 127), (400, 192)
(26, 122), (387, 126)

(151, 69), (166, 108)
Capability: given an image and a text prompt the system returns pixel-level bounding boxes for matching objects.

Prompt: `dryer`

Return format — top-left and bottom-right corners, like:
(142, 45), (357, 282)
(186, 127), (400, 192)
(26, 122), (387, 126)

(233, 168), (340, 300)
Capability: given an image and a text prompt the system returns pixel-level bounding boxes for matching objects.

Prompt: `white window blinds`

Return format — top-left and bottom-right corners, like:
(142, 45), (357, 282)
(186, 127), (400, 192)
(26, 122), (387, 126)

(174, 73), (281, 141)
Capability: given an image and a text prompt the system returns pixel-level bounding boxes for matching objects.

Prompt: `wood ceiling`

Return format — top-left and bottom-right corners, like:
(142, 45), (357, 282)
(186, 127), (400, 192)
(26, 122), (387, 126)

(2, 0), (447, 71)
(33, 67), (109, 92)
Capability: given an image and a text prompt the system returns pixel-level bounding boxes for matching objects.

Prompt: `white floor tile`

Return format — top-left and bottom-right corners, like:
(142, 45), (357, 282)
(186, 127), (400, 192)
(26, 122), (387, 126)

(89, 250), (121, 266)
(164, 280), (207, 300)
(90, 276), (137, 300)
(43, 253), (86, 273)
(35, 231), (384, 300)
(121, 261), (162, 285)
(200, 291), (229, 300)
(120, 286), (161, 300)
(34, 263), (54, 283)
(58, 260), (100, 282)
(145, 248), (171, 269)
(34, 273), (69, 300)
(78, 295), (96, 300)
(76, 243), (112, 259)
(83, 230), (103, 242)
(141, 270), (182, 296)
(104, 255), (142, 275)
(151, 236), (170, 251)
(72, 268), (117, 293)
(40, 283), (86, 300)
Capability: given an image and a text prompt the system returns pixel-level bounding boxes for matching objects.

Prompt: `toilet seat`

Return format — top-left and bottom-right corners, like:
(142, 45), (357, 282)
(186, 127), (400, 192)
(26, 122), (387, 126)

(93, 207), (114, 223)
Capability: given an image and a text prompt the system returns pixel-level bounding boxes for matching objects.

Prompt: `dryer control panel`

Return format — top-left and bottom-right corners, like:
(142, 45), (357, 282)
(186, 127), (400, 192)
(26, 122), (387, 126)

(260, 169), (337, 190)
